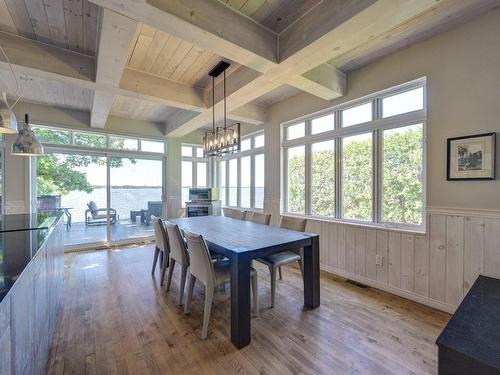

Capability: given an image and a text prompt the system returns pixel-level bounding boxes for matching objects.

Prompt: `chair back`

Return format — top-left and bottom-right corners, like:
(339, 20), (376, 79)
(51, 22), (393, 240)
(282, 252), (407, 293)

(88, 201), (98, 217)
(222, 207), (245, 220)
(244, 211), (271, 225)
(184, 230), (215, 286)
(280, 216), (307, 232)
(164, 221), (189, 266)
(153, 218), (167, 252)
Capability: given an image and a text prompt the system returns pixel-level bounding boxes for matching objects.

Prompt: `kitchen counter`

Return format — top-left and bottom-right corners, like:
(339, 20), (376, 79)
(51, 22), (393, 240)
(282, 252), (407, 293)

(0, 212), (65, 375)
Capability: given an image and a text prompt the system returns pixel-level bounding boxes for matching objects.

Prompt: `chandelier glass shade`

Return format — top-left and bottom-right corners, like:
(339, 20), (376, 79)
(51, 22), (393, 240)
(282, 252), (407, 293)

(202, 61), (241, 157)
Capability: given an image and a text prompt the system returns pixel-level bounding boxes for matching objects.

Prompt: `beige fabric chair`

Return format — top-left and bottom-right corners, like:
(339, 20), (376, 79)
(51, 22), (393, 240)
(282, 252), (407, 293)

(152, 218), (170, 285)
(256, 216), (307, 307)
(164, 221), (190, 306)
(222, 207), (246, 220)
(184, 230), (259, 339)
(244, 211), (271, 225)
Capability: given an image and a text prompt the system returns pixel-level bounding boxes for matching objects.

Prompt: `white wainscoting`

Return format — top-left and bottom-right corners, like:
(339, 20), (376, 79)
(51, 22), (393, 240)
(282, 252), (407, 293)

(264, 199), (500, 313)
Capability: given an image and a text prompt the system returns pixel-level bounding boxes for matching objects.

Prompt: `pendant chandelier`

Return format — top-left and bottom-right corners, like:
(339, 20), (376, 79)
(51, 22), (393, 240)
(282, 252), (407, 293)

(203, 61), (240, 157)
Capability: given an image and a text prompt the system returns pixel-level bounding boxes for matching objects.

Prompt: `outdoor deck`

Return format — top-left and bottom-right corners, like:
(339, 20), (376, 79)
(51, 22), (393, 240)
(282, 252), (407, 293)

(63, 219), (154, 247)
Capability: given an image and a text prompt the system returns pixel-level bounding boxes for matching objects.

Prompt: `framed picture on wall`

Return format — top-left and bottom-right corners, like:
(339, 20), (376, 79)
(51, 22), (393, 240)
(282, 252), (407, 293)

(447, 133), (496, 180)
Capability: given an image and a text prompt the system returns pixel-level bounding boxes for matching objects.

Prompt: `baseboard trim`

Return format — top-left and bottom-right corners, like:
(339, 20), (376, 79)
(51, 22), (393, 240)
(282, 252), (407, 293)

(321, 264), (456, 314)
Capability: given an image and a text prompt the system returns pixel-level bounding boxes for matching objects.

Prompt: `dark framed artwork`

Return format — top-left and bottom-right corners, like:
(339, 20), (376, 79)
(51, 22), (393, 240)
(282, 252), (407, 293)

(447, 133), (496, 180)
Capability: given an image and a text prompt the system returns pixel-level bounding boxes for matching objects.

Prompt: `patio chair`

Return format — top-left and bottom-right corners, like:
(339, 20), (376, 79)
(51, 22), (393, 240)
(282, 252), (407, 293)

(85, 201), (117, 225)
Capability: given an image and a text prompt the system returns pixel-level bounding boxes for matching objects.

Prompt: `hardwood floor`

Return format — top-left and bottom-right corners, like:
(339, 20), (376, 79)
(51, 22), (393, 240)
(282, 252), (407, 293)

(46, 244), (450, 375)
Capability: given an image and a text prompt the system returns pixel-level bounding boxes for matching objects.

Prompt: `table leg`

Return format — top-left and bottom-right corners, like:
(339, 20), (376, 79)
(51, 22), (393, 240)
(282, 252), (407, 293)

(303, 235), (320, 308)
(230, 254), (252, 348)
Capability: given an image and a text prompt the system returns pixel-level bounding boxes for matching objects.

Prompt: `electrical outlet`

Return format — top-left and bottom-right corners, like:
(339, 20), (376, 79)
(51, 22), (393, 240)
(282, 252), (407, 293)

(375, 255), (383, 266)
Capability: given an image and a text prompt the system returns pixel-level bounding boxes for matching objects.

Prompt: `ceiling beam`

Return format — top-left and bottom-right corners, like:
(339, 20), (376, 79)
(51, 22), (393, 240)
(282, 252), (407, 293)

(91, 9), (139, 128)
(89, 0), (342, 103)
(0, 31), (95, 82)
(229, 103), (267, 125)
(167, 0), (458, 137)
(90, 0), (278, 73)
(288, 64), (346, 100)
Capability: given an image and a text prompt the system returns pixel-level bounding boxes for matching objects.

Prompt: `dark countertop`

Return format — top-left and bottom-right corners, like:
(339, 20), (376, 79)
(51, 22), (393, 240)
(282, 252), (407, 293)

(0, 212), (63, 303)
(0, 212), (61, 233)
(436, 275), (500, 369)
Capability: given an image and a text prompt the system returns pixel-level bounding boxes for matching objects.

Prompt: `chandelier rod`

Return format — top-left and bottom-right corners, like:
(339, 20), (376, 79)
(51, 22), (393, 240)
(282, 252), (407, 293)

(212, 75), (215, 133)
(223, 69), (227, 129)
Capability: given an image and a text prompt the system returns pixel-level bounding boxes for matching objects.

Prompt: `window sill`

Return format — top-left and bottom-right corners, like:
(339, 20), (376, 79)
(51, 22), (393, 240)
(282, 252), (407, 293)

(281, 213), (427, 235)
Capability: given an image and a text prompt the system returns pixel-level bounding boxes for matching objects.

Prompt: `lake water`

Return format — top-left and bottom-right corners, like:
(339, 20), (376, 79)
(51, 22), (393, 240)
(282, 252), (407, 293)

(61, 187), (162, 223)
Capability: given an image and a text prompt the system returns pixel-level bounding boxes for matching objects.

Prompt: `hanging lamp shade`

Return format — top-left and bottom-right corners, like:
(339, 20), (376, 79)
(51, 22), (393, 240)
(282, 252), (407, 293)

(0, 92), (18, 134)
(11, 113), (44, 156)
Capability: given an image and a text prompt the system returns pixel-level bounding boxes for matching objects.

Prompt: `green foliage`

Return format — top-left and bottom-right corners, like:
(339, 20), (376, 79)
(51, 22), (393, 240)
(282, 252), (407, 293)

(287, 126), (423, 225)
(35, 128), (135, 196)
(342, 136), (372, 221)
(382, 125), (423, 225)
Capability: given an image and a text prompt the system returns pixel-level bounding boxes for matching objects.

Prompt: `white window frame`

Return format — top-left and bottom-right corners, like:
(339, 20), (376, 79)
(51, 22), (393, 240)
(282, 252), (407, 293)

(217, 131), (265, 210)
(181, 144), (210, 207)
(282, 78), (427, 232)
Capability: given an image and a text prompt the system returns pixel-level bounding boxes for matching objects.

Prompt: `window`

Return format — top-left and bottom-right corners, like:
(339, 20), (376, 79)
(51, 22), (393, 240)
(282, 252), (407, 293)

(311, 141), (335, 216)
(311, 114), (335, 135)
(286, 145), (305, 214)
(141, 140), (164, 153)
(342, 102), (372, 127)
(181, 144), (209, 206)
(219, 160), (226, 206)
(342, 133), (372, 221)
(74, 132), (106, 147)
(382, 124), (423, 225)
(109, 136), (138, 150)
(282, 78), (426, 229)
(32, 127), (70, 144)
(228, 158), (238, 206)
(217, 132), (265, 209)
(254, 154), (264, 209)
(286, 122), (305, 140)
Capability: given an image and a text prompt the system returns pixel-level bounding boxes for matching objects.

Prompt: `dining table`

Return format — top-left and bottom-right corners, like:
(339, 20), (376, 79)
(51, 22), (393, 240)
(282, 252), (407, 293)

(170, 215), (320, 348)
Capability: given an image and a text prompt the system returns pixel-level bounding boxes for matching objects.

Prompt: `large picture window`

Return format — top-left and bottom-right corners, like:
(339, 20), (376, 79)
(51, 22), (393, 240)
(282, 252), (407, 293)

(181, 145), (209, 206)
(282, 78), (426, 229)
(217, 132), (265, 209)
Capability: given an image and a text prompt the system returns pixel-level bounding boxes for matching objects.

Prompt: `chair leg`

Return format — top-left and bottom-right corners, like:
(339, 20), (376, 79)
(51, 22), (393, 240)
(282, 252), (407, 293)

(179, 265), (188, 306)
(278, 266), (283, 280)
(151, 247), (160, 275)
(160, 251), (169, 286)
(298, 259), (304, 279)
(184, 275), (196, 314)
(165, 258), (176, 290)
(269, 265), (276, 308)
(202, 286), (214, 339)
(251, 274), (259, 318)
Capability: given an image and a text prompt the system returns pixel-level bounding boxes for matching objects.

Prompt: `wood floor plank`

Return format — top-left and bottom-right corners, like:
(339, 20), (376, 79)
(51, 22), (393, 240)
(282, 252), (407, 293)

(47, 245), (449, 375)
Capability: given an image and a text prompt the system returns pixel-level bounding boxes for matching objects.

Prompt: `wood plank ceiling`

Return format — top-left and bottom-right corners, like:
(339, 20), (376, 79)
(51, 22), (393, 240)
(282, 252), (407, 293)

(127, 24), (241, 90)
(0, 0), (99, 56)
(221, 0), (322, 33)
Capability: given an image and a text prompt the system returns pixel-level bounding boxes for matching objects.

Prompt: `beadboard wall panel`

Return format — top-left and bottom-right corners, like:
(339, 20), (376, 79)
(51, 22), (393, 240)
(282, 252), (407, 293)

(264, 199), (500, 313)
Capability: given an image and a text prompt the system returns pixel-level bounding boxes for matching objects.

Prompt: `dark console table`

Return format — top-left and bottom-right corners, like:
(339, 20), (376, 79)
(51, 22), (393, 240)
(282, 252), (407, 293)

(436, 275), (500, 375)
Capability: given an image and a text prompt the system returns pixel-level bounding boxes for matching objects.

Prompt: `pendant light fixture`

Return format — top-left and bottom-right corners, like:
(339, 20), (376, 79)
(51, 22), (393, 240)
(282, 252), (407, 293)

(11, 113), (44, 156)
(203, 61), (240, 157)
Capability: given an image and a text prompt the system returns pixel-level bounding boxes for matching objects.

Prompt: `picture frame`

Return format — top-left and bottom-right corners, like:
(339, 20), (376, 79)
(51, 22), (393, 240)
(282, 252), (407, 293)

(447, 132), (496, 180)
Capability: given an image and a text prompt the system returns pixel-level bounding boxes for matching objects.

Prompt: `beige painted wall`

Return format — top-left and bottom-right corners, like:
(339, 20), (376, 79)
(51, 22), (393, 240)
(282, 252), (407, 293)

(265, 7), (500, 212)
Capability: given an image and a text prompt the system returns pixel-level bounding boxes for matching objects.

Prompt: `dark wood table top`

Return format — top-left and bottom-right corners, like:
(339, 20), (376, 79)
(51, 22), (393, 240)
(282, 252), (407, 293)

(169, 216), (316, 257)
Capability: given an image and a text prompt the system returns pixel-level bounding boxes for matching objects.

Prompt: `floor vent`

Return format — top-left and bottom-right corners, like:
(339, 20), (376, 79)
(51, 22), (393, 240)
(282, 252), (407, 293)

(346, 279), (369, 289)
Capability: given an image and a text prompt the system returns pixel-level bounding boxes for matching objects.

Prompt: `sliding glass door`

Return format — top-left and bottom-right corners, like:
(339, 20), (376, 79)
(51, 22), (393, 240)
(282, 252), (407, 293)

(35, 150), (166, 249)
(36, 151), (108, 247)
(109, 156), (164, 242)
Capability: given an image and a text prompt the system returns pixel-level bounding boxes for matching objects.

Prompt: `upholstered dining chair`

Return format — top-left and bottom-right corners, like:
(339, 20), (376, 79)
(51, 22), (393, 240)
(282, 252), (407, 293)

(244, 211), (271, 225)
(183, 230), (259, 339)
(256, 216), (307, 307)
(152, 218), (170, 286)
(222, 207), (246, 220)
(164, 221), (190, 306)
